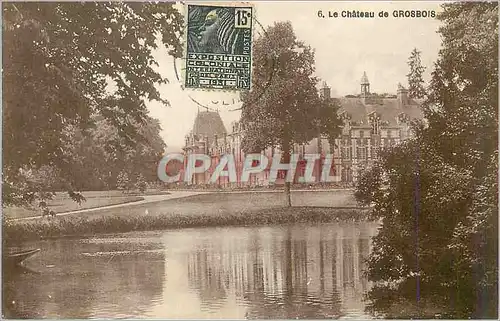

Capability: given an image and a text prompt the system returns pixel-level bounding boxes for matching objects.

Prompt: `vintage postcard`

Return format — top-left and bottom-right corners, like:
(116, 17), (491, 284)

(2, 1), (498, 320)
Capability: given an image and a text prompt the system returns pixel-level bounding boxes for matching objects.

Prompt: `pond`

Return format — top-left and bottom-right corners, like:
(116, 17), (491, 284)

(3, 222), (379, 319)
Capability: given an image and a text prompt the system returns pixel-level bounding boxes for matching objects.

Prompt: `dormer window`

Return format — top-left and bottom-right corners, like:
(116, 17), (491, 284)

(398, 112), (409, 124)
(369, 112), (380, 135)
(340, 111), (352, 126)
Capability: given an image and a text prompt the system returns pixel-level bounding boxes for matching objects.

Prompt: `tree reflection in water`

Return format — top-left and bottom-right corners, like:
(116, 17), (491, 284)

(4, 223), (378, 319)
(186, 223), (377, 319)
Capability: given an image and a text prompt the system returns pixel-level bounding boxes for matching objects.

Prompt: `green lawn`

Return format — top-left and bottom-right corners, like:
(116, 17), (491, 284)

(3, 191), (147, 219)
(57, 190), (359, 219)
(4, 190), (366, 242)
(4, 207), (370, 243)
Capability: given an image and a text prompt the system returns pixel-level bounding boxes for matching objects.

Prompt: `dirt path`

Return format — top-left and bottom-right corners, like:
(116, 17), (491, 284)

(12, 189), (356, 222)
(13, 191), (209, 221)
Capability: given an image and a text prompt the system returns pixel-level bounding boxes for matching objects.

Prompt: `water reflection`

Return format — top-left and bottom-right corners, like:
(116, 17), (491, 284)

(183, 224), (377, 319)
(3, 223), (378, 319)
(3, 237), (166, 319)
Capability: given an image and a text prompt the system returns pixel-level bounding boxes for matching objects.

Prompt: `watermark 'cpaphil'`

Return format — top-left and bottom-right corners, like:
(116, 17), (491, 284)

(157, 153), (337, 185)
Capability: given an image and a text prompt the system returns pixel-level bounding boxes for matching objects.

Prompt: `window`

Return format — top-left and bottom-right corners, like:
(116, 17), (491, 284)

(370, 114), (380, 135)
(360, 131), (364, 138)
(342, 167), (353, 182)
(357, 147), (368, 160)
(341, 167), (352, 182)
(341, 147), (348, 159)
(341, 147), (352, 160)
(387, 130), (392, 138)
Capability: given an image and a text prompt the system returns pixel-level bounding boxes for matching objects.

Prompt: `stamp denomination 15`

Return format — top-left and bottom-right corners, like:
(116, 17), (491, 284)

(235, 8), (252, 28)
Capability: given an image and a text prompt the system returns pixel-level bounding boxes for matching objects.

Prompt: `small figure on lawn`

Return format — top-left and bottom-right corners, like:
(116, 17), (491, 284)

(39, 201), (56, 218)
(41, 206), (50, 218)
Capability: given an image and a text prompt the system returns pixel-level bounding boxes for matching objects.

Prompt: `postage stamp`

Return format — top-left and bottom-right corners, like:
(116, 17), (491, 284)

(184, 3), (253, 91)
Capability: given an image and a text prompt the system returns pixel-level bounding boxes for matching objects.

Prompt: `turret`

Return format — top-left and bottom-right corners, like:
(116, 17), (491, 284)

(361, 71), (370, 96)
(320, 81), (331, 99)
(397, 83), (409, 106)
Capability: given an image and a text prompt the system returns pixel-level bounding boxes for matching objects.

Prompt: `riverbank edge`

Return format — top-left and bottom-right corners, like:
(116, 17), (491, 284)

(5, 196), (146, 220)
(4, 191), (174, 220)
(3, 206), (372, 244)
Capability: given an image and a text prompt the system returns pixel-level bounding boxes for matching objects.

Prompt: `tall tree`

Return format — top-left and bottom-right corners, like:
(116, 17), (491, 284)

(64, 115), (166, 191)
(3, 2), (182, 206)
(406, 48), (426, 99)
(240, 21), (341, 207)
(356, 3), (498, 318)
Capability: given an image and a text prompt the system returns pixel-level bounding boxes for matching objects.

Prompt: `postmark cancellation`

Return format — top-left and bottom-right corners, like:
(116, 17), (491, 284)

(184, 3), (253, 91)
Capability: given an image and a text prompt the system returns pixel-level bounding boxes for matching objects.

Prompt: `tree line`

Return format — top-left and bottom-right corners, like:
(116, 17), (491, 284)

(3, 2), (182, 205)
(356, 2), (498, 318)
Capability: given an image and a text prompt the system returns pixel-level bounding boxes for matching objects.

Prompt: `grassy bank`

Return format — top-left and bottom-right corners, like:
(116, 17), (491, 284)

(3, 190), (171, 219)
(54, 190), (359, 220)
(3, 206), (370, 243)
(3, 195), (144, 219)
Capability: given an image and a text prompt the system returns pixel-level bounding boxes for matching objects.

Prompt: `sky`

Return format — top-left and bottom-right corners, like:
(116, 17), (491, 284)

(146, 1), (445, 152)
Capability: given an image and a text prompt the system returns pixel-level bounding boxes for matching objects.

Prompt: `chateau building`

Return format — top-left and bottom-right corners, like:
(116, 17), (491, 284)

(181, 72), (423, 187)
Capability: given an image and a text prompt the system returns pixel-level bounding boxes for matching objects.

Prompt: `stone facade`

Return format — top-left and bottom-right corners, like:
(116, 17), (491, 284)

(181, 72), (423, 187)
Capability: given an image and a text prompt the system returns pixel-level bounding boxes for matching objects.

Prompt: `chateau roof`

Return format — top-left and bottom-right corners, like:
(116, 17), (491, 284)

(337, 97), (423, 126)
(192, 111), (227, 140)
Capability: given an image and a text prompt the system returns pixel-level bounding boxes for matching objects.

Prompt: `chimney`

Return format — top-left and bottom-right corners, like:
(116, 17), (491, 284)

(320, 81), (331, 99)
(397, 83), (409, 106)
